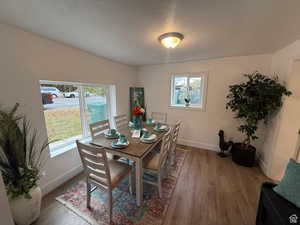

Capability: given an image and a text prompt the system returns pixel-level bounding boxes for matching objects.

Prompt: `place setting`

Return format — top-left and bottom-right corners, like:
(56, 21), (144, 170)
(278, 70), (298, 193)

(153, 122), (169, 132)
(111, 134), (130, 149)
(140, 129), (157, 144)
(146, 118), (156, 126)
(104, 128), (120, 139)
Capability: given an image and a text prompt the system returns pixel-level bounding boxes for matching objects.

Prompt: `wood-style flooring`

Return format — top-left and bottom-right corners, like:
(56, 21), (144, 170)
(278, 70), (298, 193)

(34, 146), (270, 225)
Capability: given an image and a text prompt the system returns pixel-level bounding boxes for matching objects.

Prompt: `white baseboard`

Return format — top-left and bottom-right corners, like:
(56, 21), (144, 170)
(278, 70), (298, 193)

(178, 138), (219, 152)
(40, 165), (84, 196)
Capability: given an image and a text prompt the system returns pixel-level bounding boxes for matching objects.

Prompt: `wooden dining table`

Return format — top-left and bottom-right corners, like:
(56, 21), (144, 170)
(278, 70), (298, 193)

(90, 124), (168, 207)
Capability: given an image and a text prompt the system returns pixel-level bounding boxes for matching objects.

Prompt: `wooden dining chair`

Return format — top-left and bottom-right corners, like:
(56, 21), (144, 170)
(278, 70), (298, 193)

(76, 141), (132, 223)
(143, 128), (172, 198)
(170, 121), (181, 166)
(114, 114), (128, 130)
(151, 112), (167, 123)
(89, 120), (110, 140)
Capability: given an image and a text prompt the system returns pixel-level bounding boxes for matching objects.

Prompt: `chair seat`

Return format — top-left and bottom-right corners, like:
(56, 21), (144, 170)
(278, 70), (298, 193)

(144, 152), (160, 171)
(89, 160), (131, 188)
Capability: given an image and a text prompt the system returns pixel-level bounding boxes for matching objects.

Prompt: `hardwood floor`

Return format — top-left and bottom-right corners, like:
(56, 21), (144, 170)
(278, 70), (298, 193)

(34, 146), (269, 225)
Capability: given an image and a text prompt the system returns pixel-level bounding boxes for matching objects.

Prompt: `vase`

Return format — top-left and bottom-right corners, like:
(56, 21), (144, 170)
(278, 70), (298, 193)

(231, 143), (256, 167)
(9, 186), (42, 225)
(133, 115), (143, 130)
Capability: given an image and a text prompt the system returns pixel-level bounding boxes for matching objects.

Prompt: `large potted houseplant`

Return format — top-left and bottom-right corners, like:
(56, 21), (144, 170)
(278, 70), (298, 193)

(226, 71), (291, 167)
(0, 103), (49, 225)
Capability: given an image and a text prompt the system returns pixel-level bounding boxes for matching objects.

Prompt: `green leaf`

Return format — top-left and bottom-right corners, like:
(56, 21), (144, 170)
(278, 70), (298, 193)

(0, 103), (49, 198)
(226, 71), (292, 144)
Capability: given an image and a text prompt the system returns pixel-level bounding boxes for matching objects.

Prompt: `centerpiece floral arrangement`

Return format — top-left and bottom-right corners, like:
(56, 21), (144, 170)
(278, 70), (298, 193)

(132, 106), (145, 129)
(132, 105), (145, 116)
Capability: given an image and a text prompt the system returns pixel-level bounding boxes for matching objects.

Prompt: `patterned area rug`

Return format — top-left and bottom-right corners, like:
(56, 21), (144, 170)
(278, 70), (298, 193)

(56, 149), (186, 225)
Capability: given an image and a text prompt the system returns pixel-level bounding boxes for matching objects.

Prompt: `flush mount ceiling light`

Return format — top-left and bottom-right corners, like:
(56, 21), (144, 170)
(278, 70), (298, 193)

(158, 32), (184, 49)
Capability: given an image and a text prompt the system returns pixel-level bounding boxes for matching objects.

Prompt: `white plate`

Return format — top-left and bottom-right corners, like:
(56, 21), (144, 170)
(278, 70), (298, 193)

(140, 138), (157, 143)
(154, 125), (168, 132)
(142, 134), (157, 140)
(111, 140), (130, 149)
(104, 130), (120, 138)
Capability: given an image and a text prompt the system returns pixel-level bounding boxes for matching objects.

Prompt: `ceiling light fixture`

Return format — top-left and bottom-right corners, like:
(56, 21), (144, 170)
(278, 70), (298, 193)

(158, 32), (184, 49)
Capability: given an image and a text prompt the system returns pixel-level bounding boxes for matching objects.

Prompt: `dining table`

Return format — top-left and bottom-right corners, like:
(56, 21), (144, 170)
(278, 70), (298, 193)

(90, 124), (169, 207)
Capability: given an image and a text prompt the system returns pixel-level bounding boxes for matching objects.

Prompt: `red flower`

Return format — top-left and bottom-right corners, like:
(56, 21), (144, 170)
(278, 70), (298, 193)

(132, 106), (145, 115)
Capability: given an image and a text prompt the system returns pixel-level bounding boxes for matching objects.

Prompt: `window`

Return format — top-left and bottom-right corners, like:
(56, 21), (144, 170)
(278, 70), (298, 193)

(170, 73), (208, 109)
(39, 81), (115, 155)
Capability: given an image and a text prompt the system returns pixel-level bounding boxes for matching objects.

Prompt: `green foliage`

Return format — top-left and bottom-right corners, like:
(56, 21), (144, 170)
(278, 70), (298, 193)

(226, 71), (292, 146)
(83, 87), (106, 96)
(0, 103), (49, 199)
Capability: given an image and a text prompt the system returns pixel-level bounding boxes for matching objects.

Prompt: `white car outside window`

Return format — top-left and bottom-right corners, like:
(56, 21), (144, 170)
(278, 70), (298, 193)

(40, 87), (61, 97)
(64, 90), (80, 98)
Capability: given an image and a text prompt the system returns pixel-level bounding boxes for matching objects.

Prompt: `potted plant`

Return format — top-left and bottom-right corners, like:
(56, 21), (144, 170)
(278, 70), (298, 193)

(226, 71), (291, 167)
(0, 103), (49, 225)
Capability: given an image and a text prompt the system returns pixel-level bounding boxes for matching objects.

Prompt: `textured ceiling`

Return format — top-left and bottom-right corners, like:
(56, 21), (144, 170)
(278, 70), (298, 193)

(1, 0), (300, 66)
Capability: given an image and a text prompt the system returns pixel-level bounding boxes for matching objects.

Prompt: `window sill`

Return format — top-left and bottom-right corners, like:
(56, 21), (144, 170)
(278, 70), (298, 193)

(50, 137), (91, 158)
(168, 105), (205, 111)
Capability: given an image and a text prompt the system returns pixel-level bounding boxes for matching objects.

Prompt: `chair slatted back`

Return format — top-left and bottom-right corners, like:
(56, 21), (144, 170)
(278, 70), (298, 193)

(89, 120), (110, 140)
(76, 141), (111, 189)
(171, 121), (181, 153)
(114, 114), (128, 130)
(159, 128), (172, 168)
(151, 112), (167, 123)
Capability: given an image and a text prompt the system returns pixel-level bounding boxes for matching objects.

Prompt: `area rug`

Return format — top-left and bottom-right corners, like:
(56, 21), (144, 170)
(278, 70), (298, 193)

(56, 149), (187, 225)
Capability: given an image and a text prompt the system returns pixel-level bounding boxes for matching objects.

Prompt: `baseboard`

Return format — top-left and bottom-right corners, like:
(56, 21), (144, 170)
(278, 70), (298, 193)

(178, 138), (219, 152)
(40, 165), (84, 196)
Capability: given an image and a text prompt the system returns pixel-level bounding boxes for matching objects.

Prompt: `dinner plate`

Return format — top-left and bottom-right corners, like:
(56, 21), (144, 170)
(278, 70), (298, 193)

(104, 131), (120, 139)
(140, 138), (157, 143)
(111, 140), (129, 149)
(154, 126), (168, 132)
(140, 134), (157, 143)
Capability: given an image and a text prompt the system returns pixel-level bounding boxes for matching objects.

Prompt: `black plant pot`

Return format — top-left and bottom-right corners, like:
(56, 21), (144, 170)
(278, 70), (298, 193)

(231, 143), (256, 167)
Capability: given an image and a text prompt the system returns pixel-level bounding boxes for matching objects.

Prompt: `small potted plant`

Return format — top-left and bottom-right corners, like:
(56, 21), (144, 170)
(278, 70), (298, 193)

(0, 103), (49, 225)
(226, 71), (291, 167)
(184, 97), (191, 107)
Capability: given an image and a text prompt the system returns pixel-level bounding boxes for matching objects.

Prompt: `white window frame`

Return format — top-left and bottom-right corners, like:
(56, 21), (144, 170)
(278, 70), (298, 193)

(39, 80), (116, 157)
(170, 72), (208, 111)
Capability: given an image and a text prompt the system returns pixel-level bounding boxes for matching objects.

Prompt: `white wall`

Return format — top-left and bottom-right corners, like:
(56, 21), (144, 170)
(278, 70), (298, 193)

(0, 174), (14, 225)
(261, 39), (300, 180)
(137, 55), (272, 154)
(0, 23), (137, 195)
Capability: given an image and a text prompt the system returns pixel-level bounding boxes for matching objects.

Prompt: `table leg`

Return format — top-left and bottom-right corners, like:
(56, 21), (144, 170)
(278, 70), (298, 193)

(135, 159), (143, 207)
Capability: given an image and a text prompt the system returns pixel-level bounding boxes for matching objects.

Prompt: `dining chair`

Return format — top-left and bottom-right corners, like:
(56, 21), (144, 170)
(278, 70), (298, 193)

(114, 114), (128, 130)
(89, 119), (110, 140)
(142, 128), (172, 198)
(90, 120), (119, 160)
(170, 121), (181, 166)
(90, 119), (130, 163)
(76, 141), (132, 223)
(151, 112), (167, 123)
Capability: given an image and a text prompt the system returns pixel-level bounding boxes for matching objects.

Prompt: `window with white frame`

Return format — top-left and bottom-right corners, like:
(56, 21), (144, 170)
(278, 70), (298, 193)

(170, 73), (208, 109)
(39, 81), (115, 154)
